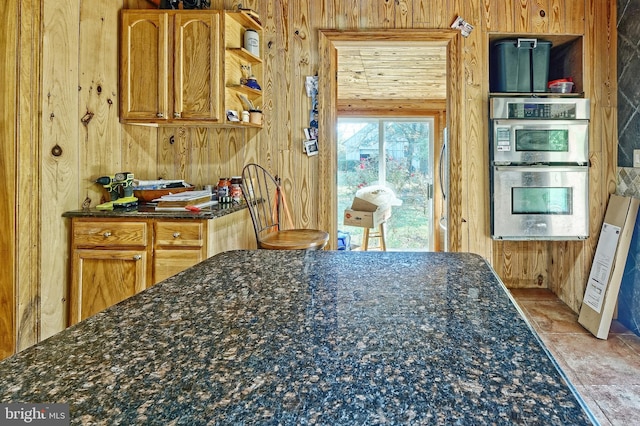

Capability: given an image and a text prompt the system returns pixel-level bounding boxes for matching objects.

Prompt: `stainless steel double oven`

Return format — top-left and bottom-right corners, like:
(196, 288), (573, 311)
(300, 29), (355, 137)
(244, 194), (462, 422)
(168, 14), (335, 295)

(490, 97), (590, 240)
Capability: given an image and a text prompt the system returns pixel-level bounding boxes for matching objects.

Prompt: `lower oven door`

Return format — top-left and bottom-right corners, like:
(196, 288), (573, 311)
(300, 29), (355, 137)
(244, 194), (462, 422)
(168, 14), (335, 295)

(491, 165), (589, 240)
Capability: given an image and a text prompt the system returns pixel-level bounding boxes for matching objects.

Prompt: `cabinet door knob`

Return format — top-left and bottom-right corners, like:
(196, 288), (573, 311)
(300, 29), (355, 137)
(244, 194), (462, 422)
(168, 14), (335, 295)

(173, 232), (181, 238)
(156, 112), (164, 118)
(173, 112), (181, 118)
(133, 254), (142, 261)
(103, 231), (112, 238)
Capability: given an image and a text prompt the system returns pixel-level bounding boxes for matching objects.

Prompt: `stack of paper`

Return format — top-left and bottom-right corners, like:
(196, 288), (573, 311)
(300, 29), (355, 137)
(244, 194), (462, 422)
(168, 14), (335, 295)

(154, 190), (216, 211)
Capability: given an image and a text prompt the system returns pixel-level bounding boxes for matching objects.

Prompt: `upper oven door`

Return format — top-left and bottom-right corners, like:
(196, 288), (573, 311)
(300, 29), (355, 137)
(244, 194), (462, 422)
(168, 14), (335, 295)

(492, 119), (589, 165)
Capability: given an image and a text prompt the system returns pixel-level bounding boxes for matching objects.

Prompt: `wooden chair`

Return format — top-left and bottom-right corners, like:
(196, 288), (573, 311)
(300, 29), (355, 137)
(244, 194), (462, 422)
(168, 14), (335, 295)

(241, 163), (329, 250)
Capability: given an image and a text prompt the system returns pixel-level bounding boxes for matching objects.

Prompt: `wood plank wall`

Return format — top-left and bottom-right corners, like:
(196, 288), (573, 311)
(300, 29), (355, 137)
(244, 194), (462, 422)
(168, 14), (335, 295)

(3, 0), (617, 356)
(0, 0), (20, 359)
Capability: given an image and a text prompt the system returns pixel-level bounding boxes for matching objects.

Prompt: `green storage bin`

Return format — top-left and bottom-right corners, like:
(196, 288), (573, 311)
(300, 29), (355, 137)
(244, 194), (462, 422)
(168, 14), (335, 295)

(490, 38), (551, 93)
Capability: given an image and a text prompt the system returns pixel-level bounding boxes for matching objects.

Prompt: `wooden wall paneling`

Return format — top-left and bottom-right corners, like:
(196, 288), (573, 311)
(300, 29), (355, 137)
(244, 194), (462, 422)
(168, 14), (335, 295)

(122, 125), (159, 181)
(335, 0), (360, 29)
(125, 0), (155, 8)
(289, 0), (316, 228)
(39, 0), (82, 342)
(548, 0), (563, 33)
(157, 126), (189, 180)
(15, 0), (43, 353)
(395, 0), (411, 28)
(16, 0), (43, 352)
(207, 127), (225, 184)
(280, 0), (300, 226)
(267, 0), (297, 225)
(186, 127), (210, 186)
(226, 129), (247, 178)
(458, 1), (491, 258)
(367, 0), (393, 28)
(549, 241), (582, 310)
(241, 131), (260, 168)
(495, 241), (550, 288)
(79, 2), (123, 206)
(413, 0), (461, 28)
(487, 0), (515, 32)
(1, 0), (20, 358)
(564, 0), (586, 35)
(412, 0), (433, 27)
(515, 0), (550, 34)
(260, 0), (277, 171)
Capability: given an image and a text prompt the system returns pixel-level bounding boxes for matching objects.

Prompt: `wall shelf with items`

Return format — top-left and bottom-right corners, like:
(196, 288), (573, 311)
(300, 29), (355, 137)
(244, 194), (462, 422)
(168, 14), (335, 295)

(488, 34), (583, 97)
(224, 11), (263, 127)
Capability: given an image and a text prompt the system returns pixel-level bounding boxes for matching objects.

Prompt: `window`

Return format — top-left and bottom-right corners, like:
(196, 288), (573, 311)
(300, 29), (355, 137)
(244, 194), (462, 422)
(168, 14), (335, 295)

(337, 117), (435, 250)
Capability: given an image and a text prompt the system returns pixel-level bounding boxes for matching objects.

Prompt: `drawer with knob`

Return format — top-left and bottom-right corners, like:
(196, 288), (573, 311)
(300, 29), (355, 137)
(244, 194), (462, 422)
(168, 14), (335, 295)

(72, 220), (148, 247)
(154, 220), (205, 248)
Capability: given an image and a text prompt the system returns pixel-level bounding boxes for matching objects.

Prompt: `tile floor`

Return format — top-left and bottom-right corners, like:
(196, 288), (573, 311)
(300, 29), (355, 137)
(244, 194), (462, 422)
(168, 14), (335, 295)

(510, 288), (640, 426)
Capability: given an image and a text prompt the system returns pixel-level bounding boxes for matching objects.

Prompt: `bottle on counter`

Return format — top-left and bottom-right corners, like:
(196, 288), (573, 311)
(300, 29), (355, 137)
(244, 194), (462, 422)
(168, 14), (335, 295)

(217, 178), (231, 203)
(230, 176), (243, 203)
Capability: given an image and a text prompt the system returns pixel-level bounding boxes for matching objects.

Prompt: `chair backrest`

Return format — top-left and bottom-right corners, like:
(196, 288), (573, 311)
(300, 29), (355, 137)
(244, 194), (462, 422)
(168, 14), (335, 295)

(241, 163), (284, 244)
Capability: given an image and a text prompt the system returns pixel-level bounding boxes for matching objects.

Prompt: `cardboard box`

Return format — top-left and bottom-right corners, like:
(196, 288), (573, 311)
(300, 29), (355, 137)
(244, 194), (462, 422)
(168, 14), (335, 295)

(343, 196), (391, 228)
(578, 194), (640, 339)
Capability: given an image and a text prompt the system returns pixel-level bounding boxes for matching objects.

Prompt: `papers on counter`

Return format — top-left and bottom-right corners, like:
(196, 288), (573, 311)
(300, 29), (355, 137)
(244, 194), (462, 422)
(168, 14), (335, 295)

(133, 179), (190, 190)
(152, 190), (212, 202)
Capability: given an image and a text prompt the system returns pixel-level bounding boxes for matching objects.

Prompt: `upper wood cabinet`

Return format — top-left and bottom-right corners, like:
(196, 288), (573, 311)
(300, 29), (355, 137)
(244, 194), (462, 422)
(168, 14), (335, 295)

(120, 10), (221, 125)
(120, 9), (263, 128)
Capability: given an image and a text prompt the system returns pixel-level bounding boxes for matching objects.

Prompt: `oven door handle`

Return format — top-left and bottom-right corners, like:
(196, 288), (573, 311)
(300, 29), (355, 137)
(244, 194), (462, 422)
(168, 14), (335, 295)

(493, 165), (589, 172)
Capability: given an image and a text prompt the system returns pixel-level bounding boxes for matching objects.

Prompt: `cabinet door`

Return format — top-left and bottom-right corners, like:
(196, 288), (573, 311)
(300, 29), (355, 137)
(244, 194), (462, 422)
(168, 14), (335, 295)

(120, 11), (169, 121)
(153, 249), (204, 284)
(70, 249), (147, 325)
(173, 12), (221, 121)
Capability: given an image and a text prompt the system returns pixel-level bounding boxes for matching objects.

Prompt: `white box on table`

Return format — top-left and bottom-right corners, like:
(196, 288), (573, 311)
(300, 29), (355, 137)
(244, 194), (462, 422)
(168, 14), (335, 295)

(343, 196), (391, 228)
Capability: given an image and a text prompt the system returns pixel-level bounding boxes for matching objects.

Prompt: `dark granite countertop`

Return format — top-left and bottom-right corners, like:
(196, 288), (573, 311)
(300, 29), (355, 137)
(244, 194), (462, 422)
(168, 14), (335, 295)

(0, 251), (597, 425)
(62, 201), (246, 220)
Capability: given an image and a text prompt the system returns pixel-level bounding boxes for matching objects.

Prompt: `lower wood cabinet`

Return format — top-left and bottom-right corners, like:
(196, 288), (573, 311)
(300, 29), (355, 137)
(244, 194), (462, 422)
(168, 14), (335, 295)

(69, 209), (254, 326)
(71, 249), (147, 324)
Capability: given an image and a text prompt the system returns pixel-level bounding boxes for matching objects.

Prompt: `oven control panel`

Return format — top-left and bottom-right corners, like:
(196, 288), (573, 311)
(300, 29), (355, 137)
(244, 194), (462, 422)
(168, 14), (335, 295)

(508, 103), (576, 119)
(490, 97), (590, 120)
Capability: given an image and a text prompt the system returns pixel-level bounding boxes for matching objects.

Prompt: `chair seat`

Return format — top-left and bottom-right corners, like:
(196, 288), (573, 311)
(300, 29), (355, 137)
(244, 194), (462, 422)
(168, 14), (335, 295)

(259, 229), (329, 250)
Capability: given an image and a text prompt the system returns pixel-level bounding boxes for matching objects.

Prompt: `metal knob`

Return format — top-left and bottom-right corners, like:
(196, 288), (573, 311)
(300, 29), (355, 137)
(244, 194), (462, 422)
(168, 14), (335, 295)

(133, 254), (142, 261)
(173, 112), (181, 118)
(173, 232), (181, 238)
(103, 231), (112, 238)
(156, 112), (164, 118)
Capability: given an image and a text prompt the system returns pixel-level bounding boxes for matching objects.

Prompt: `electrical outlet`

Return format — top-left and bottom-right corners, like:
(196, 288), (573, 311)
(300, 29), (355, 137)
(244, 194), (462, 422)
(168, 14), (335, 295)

(634, 150), (640, 168)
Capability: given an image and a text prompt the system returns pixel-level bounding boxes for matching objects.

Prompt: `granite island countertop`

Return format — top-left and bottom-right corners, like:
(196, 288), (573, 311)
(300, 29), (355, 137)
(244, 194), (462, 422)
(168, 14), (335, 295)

(0, 251), (597, 425)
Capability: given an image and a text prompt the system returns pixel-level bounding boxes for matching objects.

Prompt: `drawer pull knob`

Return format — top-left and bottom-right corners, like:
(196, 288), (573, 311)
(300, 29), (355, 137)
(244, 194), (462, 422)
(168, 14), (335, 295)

(173, 232), (181, 238)
(133, 254), (142, 261)
(103, 231), (112, 238)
